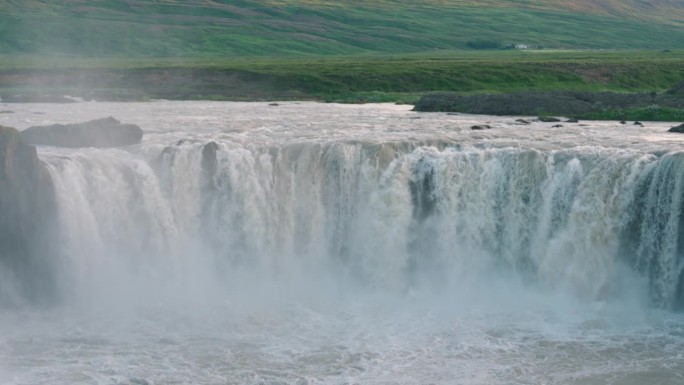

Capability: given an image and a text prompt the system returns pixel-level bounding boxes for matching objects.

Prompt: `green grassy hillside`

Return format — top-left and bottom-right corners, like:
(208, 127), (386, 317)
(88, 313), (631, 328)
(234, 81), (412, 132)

(2, 50), (683, 104)
(1, 1), (684, 57)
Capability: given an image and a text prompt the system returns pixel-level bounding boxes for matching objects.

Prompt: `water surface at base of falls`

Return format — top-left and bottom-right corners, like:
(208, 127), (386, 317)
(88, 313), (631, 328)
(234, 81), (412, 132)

(2, 292), (684, 385)
(1, 102), (683, 384)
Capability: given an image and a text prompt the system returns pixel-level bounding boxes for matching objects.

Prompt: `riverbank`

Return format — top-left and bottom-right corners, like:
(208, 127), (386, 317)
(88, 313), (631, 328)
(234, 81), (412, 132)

(413, 82), (684, 121)
(1, 51), (684, 119)
(0, 50), (684, 102)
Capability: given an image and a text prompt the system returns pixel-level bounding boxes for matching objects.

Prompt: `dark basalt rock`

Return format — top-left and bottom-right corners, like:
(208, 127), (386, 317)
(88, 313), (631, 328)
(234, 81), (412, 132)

(409, 159), (437, 222)
(566, 118), (579, 123)
(515, 119), (531, 125)
(413, 87), (684, 117)
(538, 116), (561, 123)
(552, 124), (564, 128)
(634, 121), (644, 126)
(201, 141), (220, 193)
(21, 117), (143, 148)
(668, 123), (684, 133)
(202, 141), (220, 179)
(471, 124), (492, 130)
(0, 125), (58, 303)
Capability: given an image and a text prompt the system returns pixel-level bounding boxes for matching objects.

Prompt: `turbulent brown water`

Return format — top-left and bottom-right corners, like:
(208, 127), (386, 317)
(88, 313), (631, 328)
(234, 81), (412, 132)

(0, 101), (683, 384)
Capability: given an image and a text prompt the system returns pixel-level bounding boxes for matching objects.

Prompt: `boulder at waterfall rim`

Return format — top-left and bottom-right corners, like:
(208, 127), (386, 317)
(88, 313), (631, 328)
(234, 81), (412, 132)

(21, 117), (143, 148)
(669, 123), (684, 133)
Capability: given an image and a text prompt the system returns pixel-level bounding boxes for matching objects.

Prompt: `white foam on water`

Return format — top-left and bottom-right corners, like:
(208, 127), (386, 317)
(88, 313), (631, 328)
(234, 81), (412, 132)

(1, 101), (683, 384)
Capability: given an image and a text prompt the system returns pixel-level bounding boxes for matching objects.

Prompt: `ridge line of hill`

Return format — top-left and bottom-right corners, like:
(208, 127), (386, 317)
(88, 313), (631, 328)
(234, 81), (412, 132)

(2, 1), (684, 57)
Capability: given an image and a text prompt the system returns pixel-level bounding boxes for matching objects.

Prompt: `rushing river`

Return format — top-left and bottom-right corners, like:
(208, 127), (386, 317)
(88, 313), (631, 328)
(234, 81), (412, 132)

(1, 101), (683, 384)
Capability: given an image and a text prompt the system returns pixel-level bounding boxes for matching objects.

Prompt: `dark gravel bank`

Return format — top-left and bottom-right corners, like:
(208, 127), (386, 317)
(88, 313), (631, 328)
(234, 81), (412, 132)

(413, 82), (684, 117)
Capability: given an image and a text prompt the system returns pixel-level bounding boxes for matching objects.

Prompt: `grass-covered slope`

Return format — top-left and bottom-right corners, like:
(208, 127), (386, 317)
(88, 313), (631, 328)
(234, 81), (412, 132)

(1, 1), (684, 57)
(2, 50), (684, 104)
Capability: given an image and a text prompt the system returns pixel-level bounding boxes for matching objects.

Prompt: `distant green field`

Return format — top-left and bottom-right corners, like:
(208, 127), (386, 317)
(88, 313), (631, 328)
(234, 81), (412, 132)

(1, 1), (684, 57)
(2, 50), (684, 103)
(2, 2), (683, 118)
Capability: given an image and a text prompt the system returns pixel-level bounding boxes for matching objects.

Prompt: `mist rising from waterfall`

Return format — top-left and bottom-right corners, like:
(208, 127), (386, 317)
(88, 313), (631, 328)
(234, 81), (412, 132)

(1, 102), (683, 384)
(5, 102), (675, 311)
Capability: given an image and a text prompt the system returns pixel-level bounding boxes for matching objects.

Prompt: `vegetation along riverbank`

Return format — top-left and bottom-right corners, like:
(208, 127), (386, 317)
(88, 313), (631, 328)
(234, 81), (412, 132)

(1, 50), (684, 121)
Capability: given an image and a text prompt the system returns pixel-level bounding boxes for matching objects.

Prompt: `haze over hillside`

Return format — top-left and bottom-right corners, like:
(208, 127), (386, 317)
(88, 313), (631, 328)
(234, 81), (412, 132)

(1, 0), (684, 56)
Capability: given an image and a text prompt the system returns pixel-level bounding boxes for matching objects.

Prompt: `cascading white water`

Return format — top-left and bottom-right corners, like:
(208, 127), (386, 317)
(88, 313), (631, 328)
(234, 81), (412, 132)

(1, 101), (683, 385)
(36, 136), (683, 308)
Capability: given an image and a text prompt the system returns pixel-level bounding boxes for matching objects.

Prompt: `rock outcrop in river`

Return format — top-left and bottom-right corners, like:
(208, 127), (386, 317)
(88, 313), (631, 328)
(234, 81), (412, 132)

(669, 123), (684, 133)
(21, 117), (143, 148)
(0, 126), (58, 303)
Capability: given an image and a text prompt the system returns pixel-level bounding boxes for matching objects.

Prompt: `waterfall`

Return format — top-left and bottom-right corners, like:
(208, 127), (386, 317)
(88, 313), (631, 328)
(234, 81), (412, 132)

(36, 139), (684, 308)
